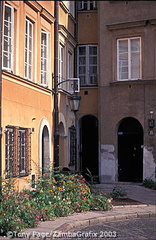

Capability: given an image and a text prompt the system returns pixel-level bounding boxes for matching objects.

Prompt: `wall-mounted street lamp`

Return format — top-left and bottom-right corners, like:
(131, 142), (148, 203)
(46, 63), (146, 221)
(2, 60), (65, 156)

(148, 111), (155, 128)
(53, 1), (81, 168)
(52, 76), (81, 168)
(148, 111), (155, 136)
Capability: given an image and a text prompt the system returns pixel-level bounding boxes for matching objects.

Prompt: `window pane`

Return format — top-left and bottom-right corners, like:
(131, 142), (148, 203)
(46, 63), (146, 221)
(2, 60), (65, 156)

(89, 46), (97, 55)
(131, 52), (140, 79)
(80, 76), (86, 85)
(3, 4), (13, 71)
(118, 40), (128, 80)
(130, 39), (140, 79)
(79, 56), (86, 65)
(90, 66), (97, 74)
(79, 47), (86, 55)
(89, 56), (97, 64)
(79, 66), (86, 74)
(131, 39), (140, 52)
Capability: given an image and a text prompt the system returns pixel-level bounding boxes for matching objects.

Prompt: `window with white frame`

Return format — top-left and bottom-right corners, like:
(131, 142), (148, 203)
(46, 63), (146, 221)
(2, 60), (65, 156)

(77, 45), (98, 86)
(69, 1), (75, 17)
(41, 30), (49, 86)
(68, 52), (73, 79)
(117, 37), (141, 81)
(78, 1), (97, 10)
(3, 3), (14, 72)
(58, 44), (64, 88)
(62, 1), (75, 16)
(25, 18), (33, 80)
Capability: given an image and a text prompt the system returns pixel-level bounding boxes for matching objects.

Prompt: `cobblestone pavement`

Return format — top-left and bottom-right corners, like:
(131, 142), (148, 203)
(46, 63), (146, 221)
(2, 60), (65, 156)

(68, 217), (156, 240)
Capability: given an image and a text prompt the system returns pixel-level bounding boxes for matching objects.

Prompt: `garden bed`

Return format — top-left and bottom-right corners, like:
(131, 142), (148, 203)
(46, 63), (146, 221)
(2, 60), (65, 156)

(111, 198), (145, 206)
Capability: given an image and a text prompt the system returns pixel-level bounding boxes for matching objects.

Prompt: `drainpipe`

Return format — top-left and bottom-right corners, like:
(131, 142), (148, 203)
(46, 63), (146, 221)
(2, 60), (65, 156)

(53, 1), (59, 168)
(0, 0), (4, 194)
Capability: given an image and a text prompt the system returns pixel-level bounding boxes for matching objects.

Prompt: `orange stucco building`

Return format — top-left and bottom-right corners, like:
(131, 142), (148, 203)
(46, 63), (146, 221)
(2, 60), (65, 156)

(0, 0), (77, 190)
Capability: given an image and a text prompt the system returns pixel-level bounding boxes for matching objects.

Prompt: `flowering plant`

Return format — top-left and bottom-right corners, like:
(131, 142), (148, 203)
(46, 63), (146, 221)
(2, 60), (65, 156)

(0, 173), (111, 235)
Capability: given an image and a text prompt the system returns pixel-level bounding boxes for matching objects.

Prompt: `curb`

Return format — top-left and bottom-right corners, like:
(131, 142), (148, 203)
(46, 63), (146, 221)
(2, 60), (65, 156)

(54, 211), (156, 234)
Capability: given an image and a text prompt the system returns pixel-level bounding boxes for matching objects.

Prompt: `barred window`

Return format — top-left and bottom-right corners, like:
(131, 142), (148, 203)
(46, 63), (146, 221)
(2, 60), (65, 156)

(69, 126), (76, 166)
(5, 126), (31, 177)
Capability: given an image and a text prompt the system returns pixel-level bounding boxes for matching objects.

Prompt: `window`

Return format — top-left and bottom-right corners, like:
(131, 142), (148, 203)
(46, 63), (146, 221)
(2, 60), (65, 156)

(68, 52), (73, 79)
(25, 18), (33, 80)
(58, 44), (64, 88)
(5, 126), (31, 177)
(117, 37), (141, 81)
(41, 30), (49, 86)
(62, 1), (75, 17)
(69, 126), (76, 166)
(78, 1), (97, 10)
(3, 3), (14, 72)
(77, 45), (98, 86)
(69, 1), (75, 17)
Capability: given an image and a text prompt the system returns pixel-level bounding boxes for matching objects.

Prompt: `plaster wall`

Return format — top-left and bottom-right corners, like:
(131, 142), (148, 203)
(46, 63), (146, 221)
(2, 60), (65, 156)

(2, 73), (53, 178)
(78, 11), (98, 44)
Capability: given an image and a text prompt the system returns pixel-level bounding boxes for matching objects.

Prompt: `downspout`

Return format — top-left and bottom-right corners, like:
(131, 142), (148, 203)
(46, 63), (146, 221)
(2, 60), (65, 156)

(53, 1), (59, 168)
(0, 0), (4, 193)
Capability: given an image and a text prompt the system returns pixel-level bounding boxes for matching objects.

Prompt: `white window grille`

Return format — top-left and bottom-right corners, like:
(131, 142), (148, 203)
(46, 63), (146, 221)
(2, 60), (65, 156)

(77, 45), (98, 86)
(41, 30), (49, 86)
(25, 18), (33, 80)
(3, 3), (14, 72)
(117, 37), (141, 81)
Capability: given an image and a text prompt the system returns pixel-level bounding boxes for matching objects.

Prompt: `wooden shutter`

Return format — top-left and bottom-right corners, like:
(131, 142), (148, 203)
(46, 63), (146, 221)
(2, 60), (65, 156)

(25, 128), (31, 174)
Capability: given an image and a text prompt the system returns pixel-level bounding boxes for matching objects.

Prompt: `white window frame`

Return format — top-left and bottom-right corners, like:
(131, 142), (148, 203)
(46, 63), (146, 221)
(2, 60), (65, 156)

(25, 18), (33, 80)
(3, 3), (14, 72)
(41, 30), (49, 86)
(68, 51), (73, 79)
(78, 1), (97, 10)
(77, 45), (98, 86)
(117, 37), (141, 81)
(58, 44), (64, 88)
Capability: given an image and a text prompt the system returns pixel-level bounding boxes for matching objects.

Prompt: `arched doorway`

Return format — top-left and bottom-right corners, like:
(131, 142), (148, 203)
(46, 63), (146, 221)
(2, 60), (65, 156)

(80, 115), (99, 181)
(42, 126), (50, 174)
(118, 117), (143, 182)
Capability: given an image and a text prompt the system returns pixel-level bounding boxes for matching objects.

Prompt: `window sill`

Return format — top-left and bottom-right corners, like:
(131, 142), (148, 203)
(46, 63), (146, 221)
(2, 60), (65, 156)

(110, 79), (156, 86)
(80, 84), (98, 88)
(78, 9), (98, 13)
(6, 173), (29, 178)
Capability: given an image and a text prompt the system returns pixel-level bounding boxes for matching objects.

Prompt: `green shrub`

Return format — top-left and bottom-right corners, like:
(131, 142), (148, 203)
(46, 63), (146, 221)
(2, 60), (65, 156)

(110, 185), (127, 199)
(142, 178), (156, 190)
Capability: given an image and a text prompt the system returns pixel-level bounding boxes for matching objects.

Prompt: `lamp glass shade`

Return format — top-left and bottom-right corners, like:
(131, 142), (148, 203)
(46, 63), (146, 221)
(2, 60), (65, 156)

(69, 95), (81, 112)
